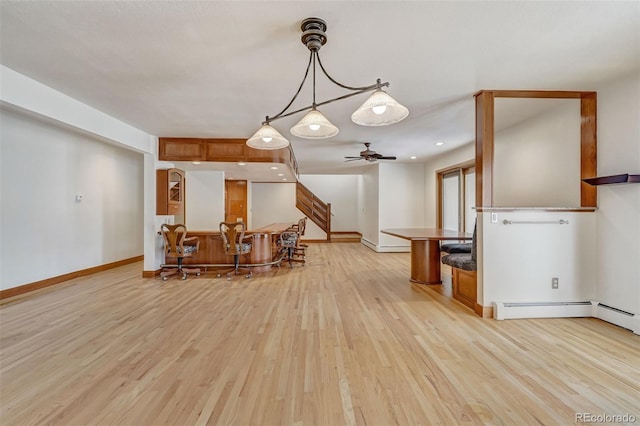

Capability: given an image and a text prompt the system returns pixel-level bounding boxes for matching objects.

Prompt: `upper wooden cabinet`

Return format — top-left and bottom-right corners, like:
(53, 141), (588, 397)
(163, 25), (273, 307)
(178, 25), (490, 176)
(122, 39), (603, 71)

(158, 138), (204, 161)
(158, 138), (297, 174)
(157, 168), (185, 223)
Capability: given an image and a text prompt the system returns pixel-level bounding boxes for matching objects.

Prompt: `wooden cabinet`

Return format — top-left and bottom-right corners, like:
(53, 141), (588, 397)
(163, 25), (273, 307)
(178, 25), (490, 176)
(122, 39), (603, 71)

(157, 168), (185, 224)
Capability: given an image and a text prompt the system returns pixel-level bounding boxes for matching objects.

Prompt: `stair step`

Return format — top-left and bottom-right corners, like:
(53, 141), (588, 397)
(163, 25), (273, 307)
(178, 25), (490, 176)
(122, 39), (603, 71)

(330, 232), (362, 243)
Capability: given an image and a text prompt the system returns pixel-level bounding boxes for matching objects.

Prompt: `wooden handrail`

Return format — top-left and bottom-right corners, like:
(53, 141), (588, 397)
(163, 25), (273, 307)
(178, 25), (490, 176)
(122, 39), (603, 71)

(296, 181), (331, 240)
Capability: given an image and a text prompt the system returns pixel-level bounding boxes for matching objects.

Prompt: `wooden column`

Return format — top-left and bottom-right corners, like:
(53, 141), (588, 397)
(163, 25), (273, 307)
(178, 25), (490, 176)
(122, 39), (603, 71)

(580, 93), (597, 207)
(475, 91), (494, 208)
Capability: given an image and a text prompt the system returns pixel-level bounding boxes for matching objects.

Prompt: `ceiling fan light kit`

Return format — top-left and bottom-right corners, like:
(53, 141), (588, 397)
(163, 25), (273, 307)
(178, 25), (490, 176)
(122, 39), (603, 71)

(246, 17), (408, 149)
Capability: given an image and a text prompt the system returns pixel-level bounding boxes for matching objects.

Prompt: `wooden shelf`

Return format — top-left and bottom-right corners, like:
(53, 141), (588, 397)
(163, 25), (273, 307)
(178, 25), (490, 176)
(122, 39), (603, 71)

(582, 174), (640, 185)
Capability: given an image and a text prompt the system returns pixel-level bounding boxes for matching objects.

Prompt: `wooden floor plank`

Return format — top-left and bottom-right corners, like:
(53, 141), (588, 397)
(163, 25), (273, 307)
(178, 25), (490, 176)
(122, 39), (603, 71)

(1, 243), (639, 425)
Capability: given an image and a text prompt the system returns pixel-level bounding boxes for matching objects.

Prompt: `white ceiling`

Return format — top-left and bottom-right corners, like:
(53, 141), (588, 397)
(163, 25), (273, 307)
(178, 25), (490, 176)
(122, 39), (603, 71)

(1, 1), (638, 178)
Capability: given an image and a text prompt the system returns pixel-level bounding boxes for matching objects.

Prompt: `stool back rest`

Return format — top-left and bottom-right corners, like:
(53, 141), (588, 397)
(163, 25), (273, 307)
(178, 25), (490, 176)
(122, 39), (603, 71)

(220, 221), (247, 255)
(298, 217), (307, 236)
(161, 223), (188, 258)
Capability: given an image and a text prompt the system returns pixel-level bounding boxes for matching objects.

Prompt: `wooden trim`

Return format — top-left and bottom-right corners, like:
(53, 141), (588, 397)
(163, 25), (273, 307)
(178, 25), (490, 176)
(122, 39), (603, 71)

(473, 89), (591, 99)
(580, 93), (597, 207)
(436, 172), (443, 228)
(0, 255), (143, 300)
(475, 303), (494, 318)
(475, 91), (494, 208)
(474, 90), (598, 209)
(435, 159), (475, 229)
(142, 269), (161, 278)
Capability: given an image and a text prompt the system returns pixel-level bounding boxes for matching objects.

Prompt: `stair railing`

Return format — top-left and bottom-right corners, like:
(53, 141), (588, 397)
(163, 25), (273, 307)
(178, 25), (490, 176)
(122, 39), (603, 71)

(295, 181), (331, 240)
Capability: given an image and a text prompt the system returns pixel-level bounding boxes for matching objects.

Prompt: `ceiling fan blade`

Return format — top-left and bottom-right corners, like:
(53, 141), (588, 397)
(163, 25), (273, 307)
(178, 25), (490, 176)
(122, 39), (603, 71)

(345, 158), (364, 162)
(344, 156), (361, 159)
(378, 156), (397, 160)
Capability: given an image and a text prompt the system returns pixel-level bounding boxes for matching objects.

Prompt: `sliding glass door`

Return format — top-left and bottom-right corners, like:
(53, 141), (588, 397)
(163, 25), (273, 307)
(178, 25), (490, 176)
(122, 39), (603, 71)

(437, 161), (476, 232)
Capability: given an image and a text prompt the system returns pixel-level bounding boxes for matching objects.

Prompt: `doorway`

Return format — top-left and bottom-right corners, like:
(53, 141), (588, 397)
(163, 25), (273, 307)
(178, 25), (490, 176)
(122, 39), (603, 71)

(225, 180), (247, 224)
(437, 160), (476, 232)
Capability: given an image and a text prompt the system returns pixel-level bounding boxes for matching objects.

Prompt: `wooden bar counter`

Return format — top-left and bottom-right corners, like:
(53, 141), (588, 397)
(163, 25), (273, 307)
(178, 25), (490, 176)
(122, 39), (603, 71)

(164, 223), (294, 272)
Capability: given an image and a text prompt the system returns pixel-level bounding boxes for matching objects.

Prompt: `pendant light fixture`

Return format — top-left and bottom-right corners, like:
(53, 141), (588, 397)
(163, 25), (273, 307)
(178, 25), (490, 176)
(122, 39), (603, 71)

(246, 17), (408, 149)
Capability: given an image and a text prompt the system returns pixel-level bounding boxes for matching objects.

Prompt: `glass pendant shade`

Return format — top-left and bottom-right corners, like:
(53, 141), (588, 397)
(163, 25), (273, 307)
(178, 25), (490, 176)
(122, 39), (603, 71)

(351, 89), (409, 126)
(290, 108), (339, 139)
(246, 124), (290, 150)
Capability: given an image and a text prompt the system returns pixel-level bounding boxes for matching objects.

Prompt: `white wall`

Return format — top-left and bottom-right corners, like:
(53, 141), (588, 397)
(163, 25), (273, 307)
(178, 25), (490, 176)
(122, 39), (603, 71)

(185, 171), (225, 230)
(480, 210), (596, 304)
(359, 166), (380, 246)
(594, 72), (640, 319)
(1, 106), (144, 289)
(378, 162), (426, 250)
(493, 99), (581, 207)
(299, 175), (359, 232)
(251, 182), (324, 240)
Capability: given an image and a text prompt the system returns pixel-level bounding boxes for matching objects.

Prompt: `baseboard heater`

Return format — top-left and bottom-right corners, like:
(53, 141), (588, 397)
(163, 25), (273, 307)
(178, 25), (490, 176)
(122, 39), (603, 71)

(495, 301), (593, 320)
(495, 301), (638, 334)
(595, 303), (635, 331)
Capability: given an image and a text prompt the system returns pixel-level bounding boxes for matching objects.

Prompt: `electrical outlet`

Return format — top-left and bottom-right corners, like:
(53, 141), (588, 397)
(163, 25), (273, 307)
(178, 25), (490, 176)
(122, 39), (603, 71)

(552, 277), (559, 289)
(491, 212), (498, 223)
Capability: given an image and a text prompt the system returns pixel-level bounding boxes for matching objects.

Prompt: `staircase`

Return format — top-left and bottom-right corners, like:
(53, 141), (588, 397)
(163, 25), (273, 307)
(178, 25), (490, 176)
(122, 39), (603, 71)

(296, 181), (331, 241)
(329, 232), (362, 243)
(295, 182), (363, 243)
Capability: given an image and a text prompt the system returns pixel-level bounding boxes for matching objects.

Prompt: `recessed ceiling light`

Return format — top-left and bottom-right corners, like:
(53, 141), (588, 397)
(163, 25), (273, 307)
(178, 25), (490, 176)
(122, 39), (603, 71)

(192, 161), (201, 165)
(410, 156), (417, 160)
(277, 173), (284, 176)
(282, 178), (287, 181)
(435, 141), (445, 146)
(238, 162), (246, 166)
(270, 166), (279, 170)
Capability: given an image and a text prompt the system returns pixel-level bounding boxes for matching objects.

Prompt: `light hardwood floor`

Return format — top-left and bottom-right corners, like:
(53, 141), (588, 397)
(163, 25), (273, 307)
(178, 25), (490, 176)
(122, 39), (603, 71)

(1, 243), (639, 425)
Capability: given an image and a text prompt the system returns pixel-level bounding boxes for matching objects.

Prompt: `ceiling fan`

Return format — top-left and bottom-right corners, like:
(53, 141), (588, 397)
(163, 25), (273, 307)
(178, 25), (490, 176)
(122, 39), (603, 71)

(344, 143), (397, 162)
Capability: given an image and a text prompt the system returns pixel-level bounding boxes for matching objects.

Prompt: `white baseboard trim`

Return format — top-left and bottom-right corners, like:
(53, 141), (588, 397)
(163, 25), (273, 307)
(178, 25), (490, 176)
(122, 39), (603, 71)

(360, 238), (410, 253)
(494, 301), (593, 320)
(494, 300), (638, 335)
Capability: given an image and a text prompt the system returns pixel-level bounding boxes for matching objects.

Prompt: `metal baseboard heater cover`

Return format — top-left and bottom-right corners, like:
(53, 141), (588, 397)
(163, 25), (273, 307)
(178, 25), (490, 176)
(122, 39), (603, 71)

(501, 301), (592, 307)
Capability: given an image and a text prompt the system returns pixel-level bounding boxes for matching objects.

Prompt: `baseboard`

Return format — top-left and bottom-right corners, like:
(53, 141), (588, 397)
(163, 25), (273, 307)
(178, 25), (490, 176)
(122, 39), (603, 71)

(142, 269), (161, 278)
(475, 303), (493, 318)
(494, 301), (594, 320)
(493, 300), (638, 334)
(361, 238), (410, 253)
(0, 255), (143, 300)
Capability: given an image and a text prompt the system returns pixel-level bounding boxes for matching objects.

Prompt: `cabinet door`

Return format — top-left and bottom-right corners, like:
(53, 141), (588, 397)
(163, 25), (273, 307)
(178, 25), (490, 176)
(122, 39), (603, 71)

(168, 169), (184, 203)
(157, 168), (185, 223)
